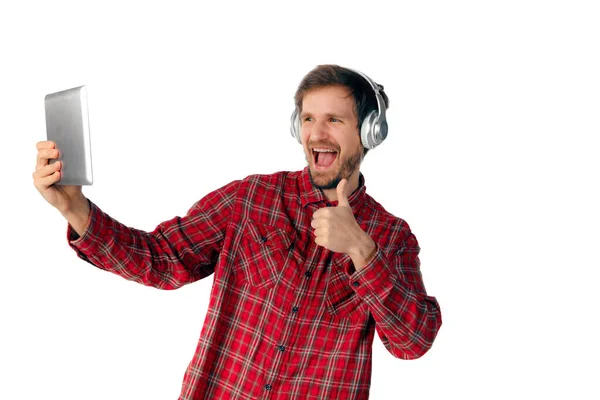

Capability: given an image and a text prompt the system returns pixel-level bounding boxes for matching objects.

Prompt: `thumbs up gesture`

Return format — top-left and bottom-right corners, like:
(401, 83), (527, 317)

(311, 179), (376, 270)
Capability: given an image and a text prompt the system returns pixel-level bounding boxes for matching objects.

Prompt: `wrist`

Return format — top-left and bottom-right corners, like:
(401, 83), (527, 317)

(62, 195), (91, 236)
(348, 234), (377, 271)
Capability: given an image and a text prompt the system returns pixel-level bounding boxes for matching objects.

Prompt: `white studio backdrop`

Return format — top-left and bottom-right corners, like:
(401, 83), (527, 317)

(1, 1), (599, 399)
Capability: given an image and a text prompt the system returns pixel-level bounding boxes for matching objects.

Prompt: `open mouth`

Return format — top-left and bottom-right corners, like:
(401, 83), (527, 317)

(312, 148), (338, 168)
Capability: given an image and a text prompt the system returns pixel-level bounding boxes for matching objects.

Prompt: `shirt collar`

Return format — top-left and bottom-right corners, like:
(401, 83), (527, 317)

(299, 167), (367, 212)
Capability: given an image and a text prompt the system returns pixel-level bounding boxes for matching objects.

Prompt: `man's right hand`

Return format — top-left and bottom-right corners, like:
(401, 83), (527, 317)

(33, 140), (90, 235)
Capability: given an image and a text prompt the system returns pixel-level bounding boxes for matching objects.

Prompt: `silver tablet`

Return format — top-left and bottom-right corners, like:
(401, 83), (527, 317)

(44, 85), (93, 185)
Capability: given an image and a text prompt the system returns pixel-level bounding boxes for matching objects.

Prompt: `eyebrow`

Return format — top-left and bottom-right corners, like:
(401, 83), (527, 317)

(300, 112), (350, 119)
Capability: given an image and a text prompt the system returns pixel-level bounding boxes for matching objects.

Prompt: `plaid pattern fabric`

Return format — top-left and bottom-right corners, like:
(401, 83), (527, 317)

(68, 168), (441, 399)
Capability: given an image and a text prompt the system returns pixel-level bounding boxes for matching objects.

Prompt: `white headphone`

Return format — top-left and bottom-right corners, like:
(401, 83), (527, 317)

(289, 68), (388, 150)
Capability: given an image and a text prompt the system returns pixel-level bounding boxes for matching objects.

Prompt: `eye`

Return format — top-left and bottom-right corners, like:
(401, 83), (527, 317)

(303, 117), (313, 122)
(330, 117), (340, 123)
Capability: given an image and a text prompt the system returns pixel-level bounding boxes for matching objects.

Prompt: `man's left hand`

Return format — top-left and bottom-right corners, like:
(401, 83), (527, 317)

(312, 179), (376, 270)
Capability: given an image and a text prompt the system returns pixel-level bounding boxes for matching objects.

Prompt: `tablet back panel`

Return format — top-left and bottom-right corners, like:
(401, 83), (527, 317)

(44, 86), (93, 185)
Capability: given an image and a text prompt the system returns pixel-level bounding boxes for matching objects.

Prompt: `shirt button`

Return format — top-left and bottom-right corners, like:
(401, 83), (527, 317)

(304, 271), (312, 278)
(265, 384), (272, 391)
(292, 306), (299, 313)
(352, 281), (360, 287)
(261, 236), (267, 243)
(326, 202), (332, 207)
(278, 345), (285, 352)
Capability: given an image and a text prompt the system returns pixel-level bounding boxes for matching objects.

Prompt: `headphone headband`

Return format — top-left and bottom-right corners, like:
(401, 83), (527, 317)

(347, 68), (387, 130)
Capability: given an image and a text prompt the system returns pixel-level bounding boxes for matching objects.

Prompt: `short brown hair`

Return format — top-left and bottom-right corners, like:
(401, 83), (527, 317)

(294, 64), (389, 156)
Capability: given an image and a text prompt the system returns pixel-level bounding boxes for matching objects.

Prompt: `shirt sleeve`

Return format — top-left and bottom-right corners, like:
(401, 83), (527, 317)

(348, 226), (442, 360)
(67, 180), (240, 290)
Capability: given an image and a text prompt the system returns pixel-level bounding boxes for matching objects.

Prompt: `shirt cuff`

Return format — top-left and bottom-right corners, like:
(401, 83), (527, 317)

(67, 201), (111, 259)
(348, 247), (394, 300)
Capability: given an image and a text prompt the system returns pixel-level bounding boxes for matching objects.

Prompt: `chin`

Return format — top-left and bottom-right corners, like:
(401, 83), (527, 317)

(308, 166), (342, 190)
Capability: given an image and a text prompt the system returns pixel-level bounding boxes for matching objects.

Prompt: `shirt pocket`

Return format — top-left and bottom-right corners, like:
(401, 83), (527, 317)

(236, 220), (295, 290)
(325, 257), (365, 320)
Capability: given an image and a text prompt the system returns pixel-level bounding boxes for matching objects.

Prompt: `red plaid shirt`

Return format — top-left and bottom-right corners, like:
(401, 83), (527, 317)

(68, 168), (441, 399)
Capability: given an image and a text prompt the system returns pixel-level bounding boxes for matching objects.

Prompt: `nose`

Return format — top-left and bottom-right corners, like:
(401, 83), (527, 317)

(306, 118), (329, 142)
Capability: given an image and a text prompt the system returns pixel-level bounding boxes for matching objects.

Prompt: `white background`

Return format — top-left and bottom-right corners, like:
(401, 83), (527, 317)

(2, 1), (599, 399)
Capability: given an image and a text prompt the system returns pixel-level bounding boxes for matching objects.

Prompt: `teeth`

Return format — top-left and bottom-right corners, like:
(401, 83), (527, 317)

(313, 148), (337, 153)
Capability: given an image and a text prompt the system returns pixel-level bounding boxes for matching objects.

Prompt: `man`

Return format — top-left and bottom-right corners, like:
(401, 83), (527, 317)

(33, 65), (442, 399)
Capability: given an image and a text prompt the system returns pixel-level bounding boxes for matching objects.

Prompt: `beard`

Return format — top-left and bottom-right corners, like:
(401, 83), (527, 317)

(306, 141), (363, 190)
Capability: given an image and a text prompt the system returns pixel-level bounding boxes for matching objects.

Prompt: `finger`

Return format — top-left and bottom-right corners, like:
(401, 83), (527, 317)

(36, 148), (60, 170)
(336, 179), (350, 207)
(314, 235), (329, 249)
(34, 170), (61, 190)
(313, 227), (328, 237)
(314, 236), (324, 247)
(36, 141), (55, 150)
(312, 209), (321, 220)
(33, 161), (61, 180)
(311, 217), (331, 229)
(312, 208), (331, 220)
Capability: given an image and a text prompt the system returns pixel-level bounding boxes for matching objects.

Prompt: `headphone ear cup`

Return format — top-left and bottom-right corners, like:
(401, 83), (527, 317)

(378, 120), (388, 142)
(360, 110), (377, 149)
(361, 110), (389, 149)
(290, 109), (302, 144)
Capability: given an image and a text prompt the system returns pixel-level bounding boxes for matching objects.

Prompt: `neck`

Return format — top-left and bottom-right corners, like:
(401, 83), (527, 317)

(322, 170), (360, 202)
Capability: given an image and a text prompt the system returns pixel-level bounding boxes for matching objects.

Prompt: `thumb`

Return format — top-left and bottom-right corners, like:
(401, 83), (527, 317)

(336, 178), (350, 207)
